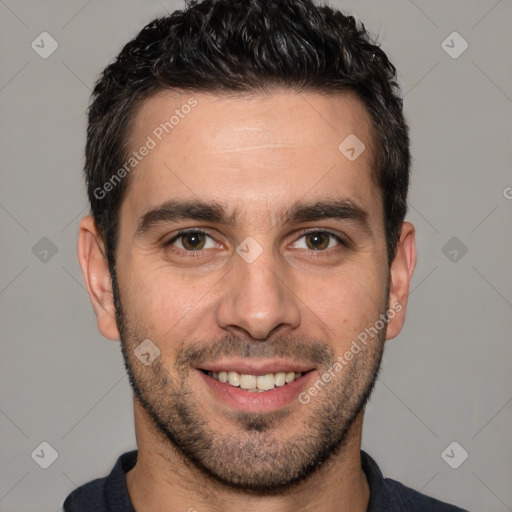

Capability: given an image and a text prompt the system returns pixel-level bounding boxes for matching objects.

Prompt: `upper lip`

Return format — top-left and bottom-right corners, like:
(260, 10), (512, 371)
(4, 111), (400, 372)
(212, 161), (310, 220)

(197, 359), (315, 376)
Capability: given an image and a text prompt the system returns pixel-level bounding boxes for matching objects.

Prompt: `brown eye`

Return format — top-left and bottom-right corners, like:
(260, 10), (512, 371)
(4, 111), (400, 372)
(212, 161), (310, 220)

(167, 230), (217, 251)
(305, 232), (331, 250)
(180, 231), (206, 250)
(289, 230), (344, 252)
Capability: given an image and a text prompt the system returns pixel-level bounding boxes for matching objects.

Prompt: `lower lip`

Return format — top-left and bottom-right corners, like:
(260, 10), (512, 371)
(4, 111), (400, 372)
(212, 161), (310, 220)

(196, 370), (316, 413)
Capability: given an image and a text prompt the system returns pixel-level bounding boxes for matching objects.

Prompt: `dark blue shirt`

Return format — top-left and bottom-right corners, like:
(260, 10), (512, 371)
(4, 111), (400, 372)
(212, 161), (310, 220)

(63, 450), (469, 511)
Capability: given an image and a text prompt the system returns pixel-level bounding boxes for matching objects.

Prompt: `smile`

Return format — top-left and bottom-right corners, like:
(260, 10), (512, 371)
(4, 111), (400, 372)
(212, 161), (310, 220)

(203, 370), (303, 392)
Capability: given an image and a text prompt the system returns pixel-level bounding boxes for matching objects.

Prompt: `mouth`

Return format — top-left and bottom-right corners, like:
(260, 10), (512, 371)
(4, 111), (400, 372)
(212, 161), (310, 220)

(196, 362), (316, 412)
(201, 369), (304, 392)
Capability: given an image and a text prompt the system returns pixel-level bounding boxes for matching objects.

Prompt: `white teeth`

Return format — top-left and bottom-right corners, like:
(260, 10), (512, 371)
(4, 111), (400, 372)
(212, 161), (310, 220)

(274, 372), (286, 387)
(256, 374), (275, 390)
(228, 371), (240, 387)
(240, 374), (257, 390)
(206, 370), (304, 391)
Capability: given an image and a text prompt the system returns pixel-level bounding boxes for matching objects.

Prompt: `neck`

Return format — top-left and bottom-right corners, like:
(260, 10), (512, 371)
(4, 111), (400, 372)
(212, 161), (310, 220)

(126, 399), (370, 512)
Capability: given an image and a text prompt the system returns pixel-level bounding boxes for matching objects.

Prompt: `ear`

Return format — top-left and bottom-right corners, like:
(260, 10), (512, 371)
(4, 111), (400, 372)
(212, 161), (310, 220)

(77, 216), (121, 341)
(386, 222), (416, 340)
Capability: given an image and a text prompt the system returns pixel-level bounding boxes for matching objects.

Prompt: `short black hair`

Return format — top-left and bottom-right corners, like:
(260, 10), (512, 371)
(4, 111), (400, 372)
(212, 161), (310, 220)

(85, 0), (409, 273)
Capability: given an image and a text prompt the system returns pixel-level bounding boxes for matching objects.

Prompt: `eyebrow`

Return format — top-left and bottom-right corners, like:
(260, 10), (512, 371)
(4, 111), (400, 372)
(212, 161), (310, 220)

(134, 198), (371, 237)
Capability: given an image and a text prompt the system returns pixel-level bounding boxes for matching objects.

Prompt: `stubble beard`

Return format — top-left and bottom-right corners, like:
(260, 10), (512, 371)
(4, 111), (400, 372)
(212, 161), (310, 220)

(112, 273), (386, 494)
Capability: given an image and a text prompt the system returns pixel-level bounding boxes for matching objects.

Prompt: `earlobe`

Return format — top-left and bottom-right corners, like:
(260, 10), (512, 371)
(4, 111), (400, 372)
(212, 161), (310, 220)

(386, 222), (417, 340)
(77, 216), (121, 341)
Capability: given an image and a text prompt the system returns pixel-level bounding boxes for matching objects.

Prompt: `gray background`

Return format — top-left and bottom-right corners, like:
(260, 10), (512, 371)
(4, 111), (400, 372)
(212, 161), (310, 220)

(0, 1), (511, 511)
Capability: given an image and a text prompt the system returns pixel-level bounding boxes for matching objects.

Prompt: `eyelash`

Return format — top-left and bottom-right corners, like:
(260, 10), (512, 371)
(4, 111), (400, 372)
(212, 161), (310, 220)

(163, 228), (348, 257)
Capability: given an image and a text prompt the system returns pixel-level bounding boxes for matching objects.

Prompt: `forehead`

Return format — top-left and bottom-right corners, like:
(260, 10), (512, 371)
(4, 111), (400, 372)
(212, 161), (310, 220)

(120, 89), (381, 229)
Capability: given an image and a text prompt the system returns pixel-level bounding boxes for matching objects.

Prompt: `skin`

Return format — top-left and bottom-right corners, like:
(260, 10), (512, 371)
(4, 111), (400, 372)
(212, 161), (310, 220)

(78, 90), (416, 512)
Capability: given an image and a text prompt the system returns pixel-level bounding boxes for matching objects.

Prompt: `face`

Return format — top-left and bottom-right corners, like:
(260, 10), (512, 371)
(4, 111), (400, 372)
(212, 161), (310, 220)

(85, 90), (412, 492)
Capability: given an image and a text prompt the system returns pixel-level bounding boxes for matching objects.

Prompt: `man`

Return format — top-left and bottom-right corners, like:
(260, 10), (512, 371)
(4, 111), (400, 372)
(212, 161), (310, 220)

(65, 0), (469, 510)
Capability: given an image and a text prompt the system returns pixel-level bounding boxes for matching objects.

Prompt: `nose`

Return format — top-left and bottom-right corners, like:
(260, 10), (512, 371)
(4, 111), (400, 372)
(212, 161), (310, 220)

(215, 248), (301, 340)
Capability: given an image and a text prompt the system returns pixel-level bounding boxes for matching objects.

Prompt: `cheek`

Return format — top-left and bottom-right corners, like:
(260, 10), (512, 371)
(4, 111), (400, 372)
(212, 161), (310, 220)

(116, 260), (171, 334)
(300, 266), (387, 341)
(119, 261), (214, 341)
